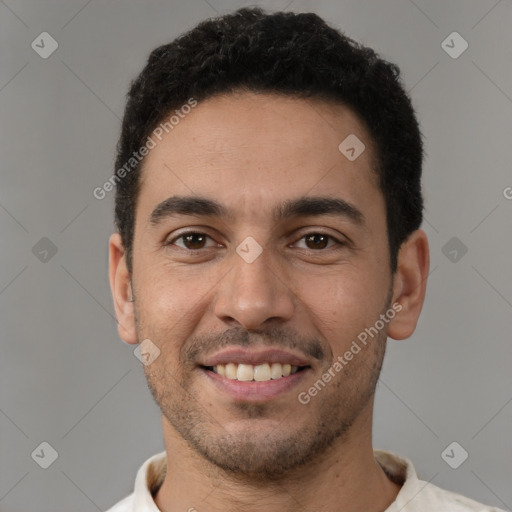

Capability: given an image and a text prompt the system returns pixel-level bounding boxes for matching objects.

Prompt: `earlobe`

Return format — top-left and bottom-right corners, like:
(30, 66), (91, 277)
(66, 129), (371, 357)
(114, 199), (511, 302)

(387, 229), (430, 341)
(108, 233), (138, 344)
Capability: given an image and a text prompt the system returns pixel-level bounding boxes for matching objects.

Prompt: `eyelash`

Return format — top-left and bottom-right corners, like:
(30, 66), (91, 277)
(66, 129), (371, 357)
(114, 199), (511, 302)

(165, 230), (345, 252)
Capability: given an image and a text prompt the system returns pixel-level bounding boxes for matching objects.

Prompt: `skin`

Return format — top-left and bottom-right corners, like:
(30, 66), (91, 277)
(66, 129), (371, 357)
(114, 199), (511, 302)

(109, 92), (429, 512)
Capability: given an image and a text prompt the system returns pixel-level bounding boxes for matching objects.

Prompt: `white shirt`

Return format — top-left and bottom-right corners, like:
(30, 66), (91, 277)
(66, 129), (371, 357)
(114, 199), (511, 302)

(105, 449), (505, 512)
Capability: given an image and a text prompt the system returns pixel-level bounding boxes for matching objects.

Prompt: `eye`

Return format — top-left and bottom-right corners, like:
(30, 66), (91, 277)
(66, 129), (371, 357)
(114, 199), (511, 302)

(167, 231), (218, 250)
(293, 232), (343, 250)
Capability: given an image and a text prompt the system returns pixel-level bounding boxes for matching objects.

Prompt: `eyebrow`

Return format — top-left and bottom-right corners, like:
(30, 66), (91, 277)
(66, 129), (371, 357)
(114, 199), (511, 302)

(149, 195), (365, 227)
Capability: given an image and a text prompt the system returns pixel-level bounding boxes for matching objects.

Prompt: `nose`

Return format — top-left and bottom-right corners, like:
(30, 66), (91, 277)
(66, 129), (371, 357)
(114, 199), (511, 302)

(213, 244), (295, 330)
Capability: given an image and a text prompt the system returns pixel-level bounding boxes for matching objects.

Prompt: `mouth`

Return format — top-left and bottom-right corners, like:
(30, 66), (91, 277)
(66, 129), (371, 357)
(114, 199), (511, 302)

(199, 348), (313, 401)
(202, 362), (309, 382)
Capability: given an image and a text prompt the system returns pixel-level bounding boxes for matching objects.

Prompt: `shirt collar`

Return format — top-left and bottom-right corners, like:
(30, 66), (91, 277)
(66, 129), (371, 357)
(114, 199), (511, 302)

(132, 451), (167, 511)
(131, 449), (418, 511)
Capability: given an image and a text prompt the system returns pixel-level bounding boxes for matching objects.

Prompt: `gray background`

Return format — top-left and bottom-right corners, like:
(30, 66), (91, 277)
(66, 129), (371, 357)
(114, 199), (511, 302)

(1, 0), (511, 511)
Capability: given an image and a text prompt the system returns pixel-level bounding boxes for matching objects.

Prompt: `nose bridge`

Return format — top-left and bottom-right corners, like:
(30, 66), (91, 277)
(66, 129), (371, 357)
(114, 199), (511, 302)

(213, 241), (294, 329)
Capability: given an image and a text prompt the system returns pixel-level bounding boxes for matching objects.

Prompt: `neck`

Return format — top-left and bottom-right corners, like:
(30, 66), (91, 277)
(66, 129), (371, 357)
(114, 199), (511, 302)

(154, 404), (401, 512)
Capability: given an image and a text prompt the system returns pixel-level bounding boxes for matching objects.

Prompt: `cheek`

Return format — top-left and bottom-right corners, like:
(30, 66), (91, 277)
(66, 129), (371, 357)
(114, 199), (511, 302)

(135, 262), (216, 340)
(296, 267), (387, 351)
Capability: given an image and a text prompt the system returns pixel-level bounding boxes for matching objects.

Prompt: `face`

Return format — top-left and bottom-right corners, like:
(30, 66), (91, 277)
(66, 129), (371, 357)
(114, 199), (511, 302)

(111, 92), (421, 479)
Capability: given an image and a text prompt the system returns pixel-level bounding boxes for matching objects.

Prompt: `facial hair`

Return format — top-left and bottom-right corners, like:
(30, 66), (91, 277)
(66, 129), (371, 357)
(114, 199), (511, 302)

(139, 292), (392, 481)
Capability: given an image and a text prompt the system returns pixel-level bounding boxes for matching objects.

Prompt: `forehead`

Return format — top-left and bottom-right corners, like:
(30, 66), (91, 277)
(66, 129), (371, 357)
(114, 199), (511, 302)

(136, 92), (381, 223)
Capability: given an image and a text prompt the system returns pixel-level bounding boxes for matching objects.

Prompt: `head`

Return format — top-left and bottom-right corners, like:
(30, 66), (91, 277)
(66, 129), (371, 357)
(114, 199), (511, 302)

(109, 7), (429, 480)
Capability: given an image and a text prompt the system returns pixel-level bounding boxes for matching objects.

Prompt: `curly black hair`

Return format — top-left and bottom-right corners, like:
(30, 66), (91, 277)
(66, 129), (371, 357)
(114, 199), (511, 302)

(113, 7), (423, 273)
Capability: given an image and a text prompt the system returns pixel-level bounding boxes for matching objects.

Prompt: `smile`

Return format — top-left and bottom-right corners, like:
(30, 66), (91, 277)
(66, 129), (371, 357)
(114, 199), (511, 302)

(204, 362), (306, 382)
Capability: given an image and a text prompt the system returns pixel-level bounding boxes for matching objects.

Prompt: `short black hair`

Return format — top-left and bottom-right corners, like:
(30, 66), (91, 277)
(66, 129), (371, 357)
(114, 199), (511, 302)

(114, 7), (423, 273)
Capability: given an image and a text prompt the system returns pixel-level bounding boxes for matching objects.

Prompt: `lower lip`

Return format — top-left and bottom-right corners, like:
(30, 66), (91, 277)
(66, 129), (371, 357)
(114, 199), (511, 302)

(201, 367), (311, 402)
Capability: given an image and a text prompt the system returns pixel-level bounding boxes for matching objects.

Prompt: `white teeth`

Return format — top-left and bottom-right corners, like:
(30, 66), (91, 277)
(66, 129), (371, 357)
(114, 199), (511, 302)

(253, 363), (271, 381)
(211, 362), (304, 381)
(237, 364), (254, 381)
(270, 363), (282, 379)
(225, 363), (237, 380)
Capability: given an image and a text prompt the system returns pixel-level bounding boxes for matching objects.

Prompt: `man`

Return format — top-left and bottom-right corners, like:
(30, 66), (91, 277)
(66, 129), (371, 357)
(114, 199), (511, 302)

(106, 7), (503, 512)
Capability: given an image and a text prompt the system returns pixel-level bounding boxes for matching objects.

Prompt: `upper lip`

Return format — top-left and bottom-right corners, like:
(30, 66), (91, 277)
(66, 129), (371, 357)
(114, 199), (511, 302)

(200, 348), (312, 367)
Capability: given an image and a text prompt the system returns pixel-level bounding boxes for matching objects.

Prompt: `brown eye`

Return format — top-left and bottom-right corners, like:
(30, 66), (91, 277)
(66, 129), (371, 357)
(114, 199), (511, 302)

(304, 234), (330, 250)
(169, 232), (216, 250)
(182, 233), (207, 249)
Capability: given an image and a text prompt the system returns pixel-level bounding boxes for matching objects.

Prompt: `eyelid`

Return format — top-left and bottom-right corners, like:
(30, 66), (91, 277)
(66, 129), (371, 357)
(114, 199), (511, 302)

(165, 230), (219, 249)
(165, 229), (347, 252)
(290, 231), (346, 249)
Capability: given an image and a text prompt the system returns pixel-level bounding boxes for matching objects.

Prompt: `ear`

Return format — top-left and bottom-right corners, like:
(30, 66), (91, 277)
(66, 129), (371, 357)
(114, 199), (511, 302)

(109, 233), (138, 344)
(387, 229), (429, 340)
